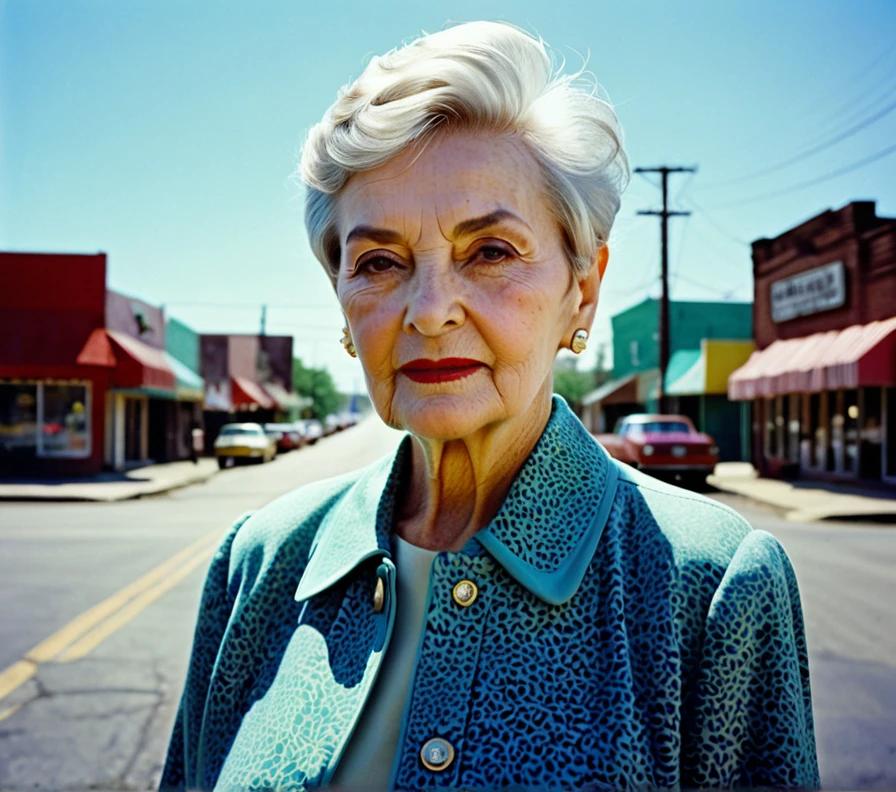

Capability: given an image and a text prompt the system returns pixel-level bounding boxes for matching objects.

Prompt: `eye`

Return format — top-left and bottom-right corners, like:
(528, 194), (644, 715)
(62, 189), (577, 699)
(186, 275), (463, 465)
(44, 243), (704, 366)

(355, 252), (403, 274)
(470, 243), (514, 265)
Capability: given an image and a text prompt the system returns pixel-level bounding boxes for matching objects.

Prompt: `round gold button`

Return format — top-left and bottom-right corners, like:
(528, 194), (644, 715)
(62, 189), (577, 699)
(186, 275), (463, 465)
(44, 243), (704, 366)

(452, 579), (478, 607)
(420, 737), (455, 772)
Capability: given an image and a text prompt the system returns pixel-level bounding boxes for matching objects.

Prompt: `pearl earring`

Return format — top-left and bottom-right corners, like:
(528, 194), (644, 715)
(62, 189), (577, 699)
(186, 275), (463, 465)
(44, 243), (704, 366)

(570, 328), (589, 354)
(340, 326), (357, 358)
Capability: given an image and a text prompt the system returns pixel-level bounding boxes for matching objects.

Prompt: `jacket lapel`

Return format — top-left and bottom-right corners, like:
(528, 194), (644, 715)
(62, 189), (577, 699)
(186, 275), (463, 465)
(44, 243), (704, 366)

(476, 396), (619, 605)
(293, 438), (409, 603)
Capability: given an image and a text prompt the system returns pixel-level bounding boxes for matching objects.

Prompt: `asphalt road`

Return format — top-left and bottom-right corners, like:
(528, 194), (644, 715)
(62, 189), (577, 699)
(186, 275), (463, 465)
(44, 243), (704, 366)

(0, 417), (892, 791)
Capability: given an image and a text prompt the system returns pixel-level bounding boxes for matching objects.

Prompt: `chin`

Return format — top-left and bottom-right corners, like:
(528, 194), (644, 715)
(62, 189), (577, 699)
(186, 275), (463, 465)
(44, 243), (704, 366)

(391, 392), (502, 441)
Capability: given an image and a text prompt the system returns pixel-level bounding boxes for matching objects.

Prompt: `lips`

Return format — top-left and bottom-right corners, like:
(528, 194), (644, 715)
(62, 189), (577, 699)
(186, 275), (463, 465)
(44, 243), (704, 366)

(399, 358), (486, 384)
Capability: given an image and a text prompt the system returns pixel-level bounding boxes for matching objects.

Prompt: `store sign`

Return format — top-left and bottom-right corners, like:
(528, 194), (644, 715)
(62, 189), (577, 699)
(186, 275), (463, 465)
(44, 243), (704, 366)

(771, 261), (846, 322)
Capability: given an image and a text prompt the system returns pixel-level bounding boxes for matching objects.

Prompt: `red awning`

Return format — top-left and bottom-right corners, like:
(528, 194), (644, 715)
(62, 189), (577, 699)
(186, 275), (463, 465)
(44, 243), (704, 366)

(729, 316), (896, 400)
(76, 329), (176, 391)
(231, 376), (274, 410)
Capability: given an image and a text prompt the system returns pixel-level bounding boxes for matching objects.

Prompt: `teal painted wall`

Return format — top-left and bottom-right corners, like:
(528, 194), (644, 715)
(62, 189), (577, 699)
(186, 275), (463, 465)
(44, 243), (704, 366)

(611, 298), (752, 379)
(166, 316), (200, 372)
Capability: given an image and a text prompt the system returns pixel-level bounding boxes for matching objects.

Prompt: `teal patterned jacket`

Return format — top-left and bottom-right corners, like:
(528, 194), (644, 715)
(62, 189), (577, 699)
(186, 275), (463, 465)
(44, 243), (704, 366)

(160, 397), (819, 790)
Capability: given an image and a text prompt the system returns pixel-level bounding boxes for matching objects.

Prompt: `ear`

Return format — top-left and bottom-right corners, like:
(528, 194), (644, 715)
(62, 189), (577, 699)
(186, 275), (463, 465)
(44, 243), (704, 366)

(567, 244), (607, 339)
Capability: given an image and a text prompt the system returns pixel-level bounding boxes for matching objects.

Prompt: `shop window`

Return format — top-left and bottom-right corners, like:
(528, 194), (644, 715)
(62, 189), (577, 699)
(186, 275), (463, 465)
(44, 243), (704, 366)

(775, 395), (786, 460)
(787, 394), (801, 463)
(39, 384), (90, 457)
(809, 393), (824, 469)
(859, 387), (883, 480)
(0, 382), (38, 459)
(763, 398), (775, 460)
(0, 381), (90, 460)
(823, 392), (835, 471)
(831, 391), (845, 473)
(843, 389), (859, 475)
(800, 395), (812, 469)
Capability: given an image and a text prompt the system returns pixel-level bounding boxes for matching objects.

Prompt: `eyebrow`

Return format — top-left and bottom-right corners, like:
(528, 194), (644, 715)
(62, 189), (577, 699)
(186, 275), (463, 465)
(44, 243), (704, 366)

(345, 225), (405, 246)
(344, 209), (532, 247)
(452, 210), (532, 237)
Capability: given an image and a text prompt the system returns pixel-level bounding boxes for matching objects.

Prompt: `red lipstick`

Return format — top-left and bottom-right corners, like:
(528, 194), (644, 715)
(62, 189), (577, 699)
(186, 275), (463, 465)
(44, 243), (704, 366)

(399, 358), (485, 384)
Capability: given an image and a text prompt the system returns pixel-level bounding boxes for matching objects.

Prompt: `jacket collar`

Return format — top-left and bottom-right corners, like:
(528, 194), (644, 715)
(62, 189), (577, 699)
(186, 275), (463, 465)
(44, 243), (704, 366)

(294, 396), (619, 606)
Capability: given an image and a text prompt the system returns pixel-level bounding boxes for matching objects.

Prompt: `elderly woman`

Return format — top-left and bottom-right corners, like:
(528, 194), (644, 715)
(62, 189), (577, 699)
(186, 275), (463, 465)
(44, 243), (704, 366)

(161, 21), (819, 791)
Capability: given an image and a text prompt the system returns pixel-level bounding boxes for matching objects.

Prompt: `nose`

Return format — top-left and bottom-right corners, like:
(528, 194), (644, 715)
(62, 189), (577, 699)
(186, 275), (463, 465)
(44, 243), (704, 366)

(403, 262), (465, 337)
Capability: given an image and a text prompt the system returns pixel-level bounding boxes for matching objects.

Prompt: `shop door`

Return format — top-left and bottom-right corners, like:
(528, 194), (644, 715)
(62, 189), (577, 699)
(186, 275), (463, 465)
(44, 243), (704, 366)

(858, 387), (882, 479)
(124, 398), (143, 462)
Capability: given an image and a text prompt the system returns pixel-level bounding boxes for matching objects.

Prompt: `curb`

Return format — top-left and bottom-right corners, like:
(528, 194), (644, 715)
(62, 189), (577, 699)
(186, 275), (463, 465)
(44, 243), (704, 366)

(0, 467), (218, 503)
(707, 474), (896, 523)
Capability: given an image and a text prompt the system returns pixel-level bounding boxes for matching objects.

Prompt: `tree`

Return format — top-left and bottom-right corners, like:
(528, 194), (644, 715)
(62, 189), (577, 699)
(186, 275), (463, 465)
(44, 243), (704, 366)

(292, 358), (342, 420)
(553, 366), (596, 407)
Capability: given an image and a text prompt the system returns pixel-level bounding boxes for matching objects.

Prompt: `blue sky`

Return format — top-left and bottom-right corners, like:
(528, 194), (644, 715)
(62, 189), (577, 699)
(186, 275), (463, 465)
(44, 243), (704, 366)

(3, 0), (895, 391)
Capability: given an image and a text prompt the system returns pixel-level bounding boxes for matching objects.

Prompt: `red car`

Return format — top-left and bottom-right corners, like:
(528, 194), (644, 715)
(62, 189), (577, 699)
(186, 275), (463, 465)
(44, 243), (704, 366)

(596, 414), (720, 486)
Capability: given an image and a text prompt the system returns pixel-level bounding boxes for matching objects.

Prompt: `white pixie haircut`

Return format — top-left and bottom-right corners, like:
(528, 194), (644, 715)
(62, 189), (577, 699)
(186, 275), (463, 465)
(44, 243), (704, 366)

(299, 20), (629, 280)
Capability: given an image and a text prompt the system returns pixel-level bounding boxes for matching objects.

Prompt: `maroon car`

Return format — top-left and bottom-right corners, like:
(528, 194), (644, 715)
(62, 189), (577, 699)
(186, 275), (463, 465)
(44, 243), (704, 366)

(596, 413), (719, 486)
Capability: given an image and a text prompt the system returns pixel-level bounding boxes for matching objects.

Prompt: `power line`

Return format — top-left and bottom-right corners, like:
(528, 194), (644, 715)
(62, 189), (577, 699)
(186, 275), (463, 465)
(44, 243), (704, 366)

(684, 197), (750, 247)
(701, 96), (896, 188)
(601, 272), (658, 297)
(785, 41), (896, 128)
(711, 140), (896, 209)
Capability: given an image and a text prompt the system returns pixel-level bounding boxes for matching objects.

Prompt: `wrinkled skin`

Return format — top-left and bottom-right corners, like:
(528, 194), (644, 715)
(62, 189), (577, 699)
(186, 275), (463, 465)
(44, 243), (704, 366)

(334, 130), (607, 549)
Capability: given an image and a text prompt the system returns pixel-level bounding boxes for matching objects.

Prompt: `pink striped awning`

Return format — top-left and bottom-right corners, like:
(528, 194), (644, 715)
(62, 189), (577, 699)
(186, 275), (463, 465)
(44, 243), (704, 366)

(729, 316), (896, 400)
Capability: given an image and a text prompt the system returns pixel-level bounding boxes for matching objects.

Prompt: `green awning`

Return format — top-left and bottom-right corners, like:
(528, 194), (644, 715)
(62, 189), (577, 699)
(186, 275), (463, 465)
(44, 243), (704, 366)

(165, 353), (204, 402)
(665, 349), (705, 396)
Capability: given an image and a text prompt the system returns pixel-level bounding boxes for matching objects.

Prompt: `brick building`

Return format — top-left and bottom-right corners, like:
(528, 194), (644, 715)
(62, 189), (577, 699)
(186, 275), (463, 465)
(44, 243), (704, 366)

(729, 201), (896, 484)
(0, 251), (206, 475)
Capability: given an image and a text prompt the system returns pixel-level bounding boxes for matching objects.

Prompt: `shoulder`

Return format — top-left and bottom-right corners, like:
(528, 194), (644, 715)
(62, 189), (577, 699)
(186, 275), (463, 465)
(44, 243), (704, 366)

(220, 466), (367, 592)
(231, 469), (359, 557)
(610, 459), (754, 573)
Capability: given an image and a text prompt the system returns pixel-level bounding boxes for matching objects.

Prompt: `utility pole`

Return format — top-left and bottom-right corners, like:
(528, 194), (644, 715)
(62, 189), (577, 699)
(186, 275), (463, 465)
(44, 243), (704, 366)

(635, 165), (696, 413)
(260, 304), (267, 336)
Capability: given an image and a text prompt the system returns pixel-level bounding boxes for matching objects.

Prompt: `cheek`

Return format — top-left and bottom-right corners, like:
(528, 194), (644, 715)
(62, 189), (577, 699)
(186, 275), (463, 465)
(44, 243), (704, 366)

(478, 278), (567, 367)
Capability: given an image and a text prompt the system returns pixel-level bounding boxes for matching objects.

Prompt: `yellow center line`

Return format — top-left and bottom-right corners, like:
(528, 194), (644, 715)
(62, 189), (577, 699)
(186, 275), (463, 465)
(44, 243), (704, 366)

(57, 544), (217, 662)
(0, 528), (223, 712)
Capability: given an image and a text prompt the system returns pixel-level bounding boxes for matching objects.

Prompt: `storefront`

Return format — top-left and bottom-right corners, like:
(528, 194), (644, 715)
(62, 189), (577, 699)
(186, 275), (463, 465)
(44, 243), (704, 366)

(665, 339), (755, 461)
(581, 297), (753, 444)
(2, 253), (209, 475)
(80, 327), (179, 470)
(729, 201), (896, 485)
(0, 252), (110, 476)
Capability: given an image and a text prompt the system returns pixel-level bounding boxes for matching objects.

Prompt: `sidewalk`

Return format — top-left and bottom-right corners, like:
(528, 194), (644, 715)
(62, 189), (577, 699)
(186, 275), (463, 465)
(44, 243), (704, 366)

(0, 459), (218, 502)
(708, 463), (896, 522)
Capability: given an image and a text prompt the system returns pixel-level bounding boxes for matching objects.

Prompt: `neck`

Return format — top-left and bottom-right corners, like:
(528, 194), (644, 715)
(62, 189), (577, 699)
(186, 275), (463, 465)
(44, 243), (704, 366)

(396, 389), (553, 552)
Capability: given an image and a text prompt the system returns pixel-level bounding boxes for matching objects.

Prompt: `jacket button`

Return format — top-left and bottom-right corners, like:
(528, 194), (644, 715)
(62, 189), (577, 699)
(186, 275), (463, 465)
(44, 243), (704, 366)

(420, 737), (455, 771)
(452, 579), (478, 607)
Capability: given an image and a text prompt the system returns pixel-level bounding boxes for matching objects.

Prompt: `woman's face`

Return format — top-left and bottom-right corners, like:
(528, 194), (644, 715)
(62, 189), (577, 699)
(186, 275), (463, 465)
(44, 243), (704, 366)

(335, 131), (599, 440)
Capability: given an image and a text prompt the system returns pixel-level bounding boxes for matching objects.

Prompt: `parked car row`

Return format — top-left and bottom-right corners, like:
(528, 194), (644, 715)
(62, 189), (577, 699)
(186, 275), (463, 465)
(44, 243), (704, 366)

(213, 414), (362, 469)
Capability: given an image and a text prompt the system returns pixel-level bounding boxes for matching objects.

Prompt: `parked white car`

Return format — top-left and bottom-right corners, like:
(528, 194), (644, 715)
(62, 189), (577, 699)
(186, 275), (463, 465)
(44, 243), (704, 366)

(214, 423), (277, 469)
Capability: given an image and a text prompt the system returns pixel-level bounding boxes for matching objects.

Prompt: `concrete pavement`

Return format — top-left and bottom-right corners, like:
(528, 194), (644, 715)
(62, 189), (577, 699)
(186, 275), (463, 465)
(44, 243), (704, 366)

(0, 458), (218, 502)
(709, 463), (896, 522)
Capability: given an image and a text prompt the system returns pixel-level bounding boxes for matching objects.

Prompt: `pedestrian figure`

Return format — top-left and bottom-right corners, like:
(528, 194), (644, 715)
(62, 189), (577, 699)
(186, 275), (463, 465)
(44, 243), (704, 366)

(162, 21), (819, 791)
(185, 421), (199, 465)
